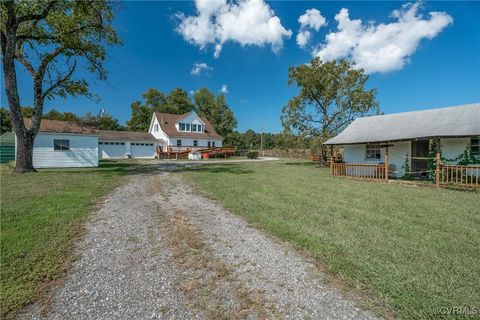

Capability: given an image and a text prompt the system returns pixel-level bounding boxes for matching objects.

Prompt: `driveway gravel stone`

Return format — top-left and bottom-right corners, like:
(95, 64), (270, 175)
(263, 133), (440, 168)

(19, 166), (379, 320)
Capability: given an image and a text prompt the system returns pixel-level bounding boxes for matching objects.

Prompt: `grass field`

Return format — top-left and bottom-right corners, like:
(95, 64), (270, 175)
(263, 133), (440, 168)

(184, 161), (480, 319)
(0, 161), (135, 318)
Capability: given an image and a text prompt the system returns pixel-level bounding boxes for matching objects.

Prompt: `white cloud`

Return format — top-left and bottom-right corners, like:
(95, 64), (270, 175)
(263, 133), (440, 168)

(176, 0), (292, 58)
(296, 9), (327, 48)
(190, 62), (213, 75)
(220, 84), (228, 94)
(299, 8), (327, 31)
(313, 2), (453, 74)
(296, 30), (311, 48)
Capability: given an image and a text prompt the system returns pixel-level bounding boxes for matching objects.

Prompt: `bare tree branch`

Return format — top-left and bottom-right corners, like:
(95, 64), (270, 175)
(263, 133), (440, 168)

(15, 44), (36, 77)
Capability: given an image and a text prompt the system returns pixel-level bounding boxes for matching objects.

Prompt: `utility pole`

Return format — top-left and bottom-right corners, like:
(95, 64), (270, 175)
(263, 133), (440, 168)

(96, 108), (105, 130)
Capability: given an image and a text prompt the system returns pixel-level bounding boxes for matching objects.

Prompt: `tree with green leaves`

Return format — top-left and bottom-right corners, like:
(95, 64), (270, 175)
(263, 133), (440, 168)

(194, 87), (237, 138)
(281, 57), (379, 163)
(1, 108), (12, 134)
(83, 112), (122, 131)
(1, 0), (121, 172)
(127, 88), (195, 131)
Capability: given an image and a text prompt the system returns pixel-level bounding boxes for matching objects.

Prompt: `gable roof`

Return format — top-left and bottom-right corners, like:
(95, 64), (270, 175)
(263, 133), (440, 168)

(99, 130), (158, 142)
(324, 103), (480, 145)
(154, 111), (223, 139)
(24, 118), (98, 135)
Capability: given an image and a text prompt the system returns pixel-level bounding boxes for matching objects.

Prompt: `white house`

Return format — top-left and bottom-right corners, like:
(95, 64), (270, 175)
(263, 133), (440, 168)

(324, 103), (480, 178)
(19, 118), (99, 168)
(149, 111), (223, 152)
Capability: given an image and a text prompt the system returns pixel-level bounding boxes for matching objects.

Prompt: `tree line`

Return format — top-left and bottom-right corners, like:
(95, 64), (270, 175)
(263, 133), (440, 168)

(0, 86), (238, 138)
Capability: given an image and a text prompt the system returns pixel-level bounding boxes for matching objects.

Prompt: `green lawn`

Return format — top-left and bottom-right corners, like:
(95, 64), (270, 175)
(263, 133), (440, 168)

(0, 161), (135, 318)
(184, 161), (480, 319)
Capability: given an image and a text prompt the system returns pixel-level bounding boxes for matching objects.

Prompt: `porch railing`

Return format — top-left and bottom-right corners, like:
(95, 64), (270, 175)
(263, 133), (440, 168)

(439, 164), (480, 188)
(331, 163), (386, 180)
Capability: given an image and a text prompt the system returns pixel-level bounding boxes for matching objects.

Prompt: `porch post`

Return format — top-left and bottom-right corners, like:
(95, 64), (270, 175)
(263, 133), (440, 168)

(435, 138), (441, 187)
(329, 145), (334, 176)
(384, 144), (389, 183)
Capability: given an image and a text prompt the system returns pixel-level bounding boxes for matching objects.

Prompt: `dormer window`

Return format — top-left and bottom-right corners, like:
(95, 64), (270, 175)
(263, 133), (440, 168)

(179, 123), (186, 131)
(186, 123), (191, 131)
(192, 124), (197, 132)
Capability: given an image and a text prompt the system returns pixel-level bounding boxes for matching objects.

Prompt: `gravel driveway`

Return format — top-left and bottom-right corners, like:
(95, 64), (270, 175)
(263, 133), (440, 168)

(19, 168), (379, 320)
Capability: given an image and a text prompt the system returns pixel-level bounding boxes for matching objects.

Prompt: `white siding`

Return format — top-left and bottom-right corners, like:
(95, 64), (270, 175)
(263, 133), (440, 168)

(149, 115), (169, 149)
(388, 141), (411, 177)
(99, 140), (156, 159)
(28, 133), (98, 168)
(170, 138), (222, 148)
(343, 142), (410, 177)
(131, 142), (156, 158)
(176, 112), (206, 132)
(343, 138), (474, 177)
(99, 142), (126, 159)
(440, 138), (470, 163)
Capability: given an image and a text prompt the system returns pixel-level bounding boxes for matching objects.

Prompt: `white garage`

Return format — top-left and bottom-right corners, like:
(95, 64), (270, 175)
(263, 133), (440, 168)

(131, 142), (156, 158)
(99, 141), (125, 159)
(99, 130), (158, 159)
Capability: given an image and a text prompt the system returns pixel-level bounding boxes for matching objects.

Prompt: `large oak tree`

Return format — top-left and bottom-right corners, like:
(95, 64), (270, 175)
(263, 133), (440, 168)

(127, 88), (195, 131)
(281, 57), (379, 163)
(193, 87), (237, 138)
(1, 0), (121, 172)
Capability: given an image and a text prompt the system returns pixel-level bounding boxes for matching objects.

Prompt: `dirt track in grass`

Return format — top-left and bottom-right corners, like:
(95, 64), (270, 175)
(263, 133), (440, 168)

(18, 169), (378, 319)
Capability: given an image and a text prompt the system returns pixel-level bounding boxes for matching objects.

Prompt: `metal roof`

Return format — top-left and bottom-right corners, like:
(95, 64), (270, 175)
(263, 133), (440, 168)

(324, 103), (480, 145)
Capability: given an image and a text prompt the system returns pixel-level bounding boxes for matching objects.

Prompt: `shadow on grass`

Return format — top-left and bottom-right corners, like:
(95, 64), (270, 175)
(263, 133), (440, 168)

(175, 164), (254, 175)
(49, 160), (255, 176)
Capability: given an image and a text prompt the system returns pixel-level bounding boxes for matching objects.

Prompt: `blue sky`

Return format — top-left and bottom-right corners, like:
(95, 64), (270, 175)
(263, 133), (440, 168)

(2, 1), (479, 133)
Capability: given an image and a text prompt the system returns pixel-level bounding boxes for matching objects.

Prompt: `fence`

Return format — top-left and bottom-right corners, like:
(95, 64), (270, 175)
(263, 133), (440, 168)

(331, 163), (386, 181)
(439, 164), (480, 188)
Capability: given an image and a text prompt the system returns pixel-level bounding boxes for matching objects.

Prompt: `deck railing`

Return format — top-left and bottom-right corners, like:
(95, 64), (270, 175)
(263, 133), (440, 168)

(439, 164), (480, 188)
(331, 163), (386, 180)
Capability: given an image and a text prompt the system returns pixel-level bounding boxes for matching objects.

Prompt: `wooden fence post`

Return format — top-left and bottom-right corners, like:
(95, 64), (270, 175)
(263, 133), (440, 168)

(329, 145), (334, 176)
(384, 145), (389, 183)
(435, 152), (440, 187)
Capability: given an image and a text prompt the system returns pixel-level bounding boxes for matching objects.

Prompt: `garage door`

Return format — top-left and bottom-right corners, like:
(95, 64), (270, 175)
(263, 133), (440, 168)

(99, 141), (125, 159)
(131, 142), (155, 158)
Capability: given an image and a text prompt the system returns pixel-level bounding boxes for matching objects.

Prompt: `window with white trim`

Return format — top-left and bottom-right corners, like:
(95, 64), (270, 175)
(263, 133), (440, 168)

(365, 144), (381, 160)
(179, 123), (186, 131)
(186, 123), (191, 131)
(177, 139), (182, 147)
(192, 124), (197, 132)
(154, 124), (159, 132)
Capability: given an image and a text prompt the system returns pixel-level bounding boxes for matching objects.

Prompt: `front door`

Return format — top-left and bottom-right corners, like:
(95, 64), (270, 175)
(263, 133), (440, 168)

(411, 140), (430, 178)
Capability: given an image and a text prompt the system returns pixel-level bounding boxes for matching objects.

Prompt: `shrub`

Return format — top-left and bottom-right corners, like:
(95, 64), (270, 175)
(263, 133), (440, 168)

(246, 151), (259, 159)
